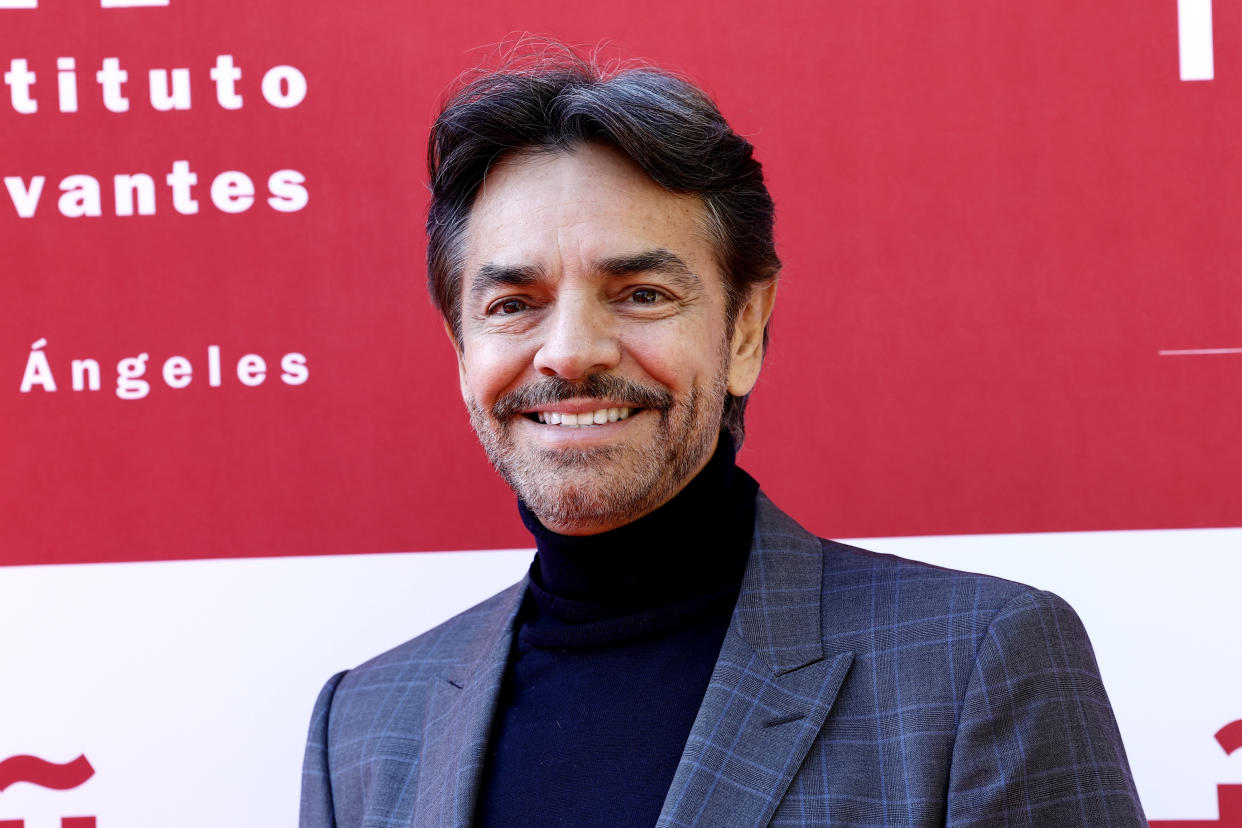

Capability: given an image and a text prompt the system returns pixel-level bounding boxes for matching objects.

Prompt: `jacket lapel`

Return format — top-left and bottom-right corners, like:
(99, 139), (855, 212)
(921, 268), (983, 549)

(410, 579), (526, 828)
(657, 494), (855, 827)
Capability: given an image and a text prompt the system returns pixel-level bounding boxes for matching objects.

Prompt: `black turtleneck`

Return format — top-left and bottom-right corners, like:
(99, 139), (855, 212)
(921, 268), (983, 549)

(474, 433), (760, 827)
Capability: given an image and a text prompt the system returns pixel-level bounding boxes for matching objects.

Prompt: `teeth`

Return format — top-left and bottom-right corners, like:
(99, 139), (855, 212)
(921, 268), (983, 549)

(534, 407), (636, 427)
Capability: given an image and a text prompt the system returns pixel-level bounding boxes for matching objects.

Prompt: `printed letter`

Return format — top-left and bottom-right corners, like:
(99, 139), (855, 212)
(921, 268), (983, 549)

(280, 352), (308, 385)
(58, 57), (78, 112)
(58, 175), (102, 218)
(96, 57), (130, 113)
(162, 355), (192, 388)
(210, 54), (243, 110)
(20, 338), (56, 392)
(149, 67), (191, 111)
(210, 171), (255, 214)
(166, 160), (198, 215)
(236, 353), (266, 386)
(207, 344), (221, 387)
(260, 65), (306, 108)
(267, 169), (308, 213)
(115, 353), (150, 400)
(114, 173), (156, 217)
(72, 358), (101, 391)
(5, 58), (37, 114)
(4, 175), (44, 218)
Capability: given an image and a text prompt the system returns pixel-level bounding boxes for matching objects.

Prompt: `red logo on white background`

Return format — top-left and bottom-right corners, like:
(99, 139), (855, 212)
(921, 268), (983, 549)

(1149, 720), (1242, 828)
(0, 754), (95, 828)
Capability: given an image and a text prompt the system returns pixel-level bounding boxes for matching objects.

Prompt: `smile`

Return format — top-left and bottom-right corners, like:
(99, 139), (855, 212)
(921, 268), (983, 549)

(527, 407), (638, 427)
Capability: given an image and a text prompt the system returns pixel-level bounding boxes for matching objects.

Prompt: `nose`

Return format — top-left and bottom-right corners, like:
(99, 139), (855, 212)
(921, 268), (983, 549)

(532, 290), (621, 380)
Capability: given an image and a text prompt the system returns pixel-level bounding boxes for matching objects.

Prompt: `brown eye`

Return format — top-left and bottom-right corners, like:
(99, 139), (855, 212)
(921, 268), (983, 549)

(495, 298), (527, 314)
(631, 289), (661, 304)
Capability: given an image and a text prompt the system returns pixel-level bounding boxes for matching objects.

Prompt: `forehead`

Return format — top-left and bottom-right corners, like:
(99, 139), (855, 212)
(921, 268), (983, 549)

(463, 142), (718, 277)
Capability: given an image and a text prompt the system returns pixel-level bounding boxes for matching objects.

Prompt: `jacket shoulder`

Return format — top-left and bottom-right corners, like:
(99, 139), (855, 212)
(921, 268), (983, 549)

(342, 578), (525, 689)
(754, 503), (1145, 824)
(819, 537), (1035, 621)
(301, 579), (524, 827)
(814, 537), (1080, 669)
(753, 491), (1038, 634)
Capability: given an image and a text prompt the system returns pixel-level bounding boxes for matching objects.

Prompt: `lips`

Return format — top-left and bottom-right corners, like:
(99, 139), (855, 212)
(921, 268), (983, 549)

(493, 374), (674, 423)
(530, 407), (638, 426)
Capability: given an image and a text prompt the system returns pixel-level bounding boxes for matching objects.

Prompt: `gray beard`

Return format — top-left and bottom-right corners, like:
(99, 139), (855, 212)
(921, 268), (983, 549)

(465, 372), (727, 533)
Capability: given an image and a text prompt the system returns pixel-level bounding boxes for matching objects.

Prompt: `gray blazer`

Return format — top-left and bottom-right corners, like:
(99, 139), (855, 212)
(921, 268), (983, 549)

(300, 494), (1146, 826)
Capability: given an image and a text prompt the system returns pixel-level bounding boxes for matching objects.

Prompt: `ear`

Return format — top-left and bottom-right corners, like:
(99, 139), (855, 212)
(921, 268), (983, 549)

(726, 279), (778, 397)
(443, 315), (463, 357)
(443, 317), (470, 399)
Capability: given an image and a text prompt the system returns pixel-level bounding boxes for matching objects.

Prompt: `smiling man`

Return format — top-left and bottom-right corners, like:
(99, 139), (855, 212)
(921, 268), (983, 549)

(457, 143), (763, 536)
(300, 48), (1146, 827)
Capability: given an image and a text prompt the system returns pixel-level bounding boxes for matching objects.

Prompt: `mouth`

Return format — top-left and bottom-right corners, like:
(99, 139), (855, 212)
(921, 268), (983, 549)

(523, 407), (640, 427)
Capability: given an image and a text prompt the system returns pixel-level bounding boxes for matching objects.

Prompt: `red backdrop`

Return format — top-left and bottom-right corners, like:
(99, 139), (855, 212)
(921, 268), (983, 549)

(5, 0), (1240, 566)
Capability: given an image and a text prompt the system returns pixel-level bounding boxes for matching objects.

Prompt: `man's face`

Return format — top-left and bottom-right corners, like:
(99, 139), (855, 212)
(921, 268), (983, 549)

(453, 142), (758, 536)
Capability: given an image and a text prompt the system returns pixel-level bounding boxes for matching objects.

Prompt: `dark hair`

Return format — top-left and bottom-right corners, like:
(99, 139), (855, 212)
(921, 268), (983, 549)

(427, 43), (780, 445)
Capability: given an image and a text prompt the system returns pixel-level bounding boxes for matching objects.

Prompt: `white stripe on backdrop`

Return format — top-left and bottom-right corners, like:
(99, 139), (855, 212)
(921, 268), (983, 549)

(1, 528), (1238, 826)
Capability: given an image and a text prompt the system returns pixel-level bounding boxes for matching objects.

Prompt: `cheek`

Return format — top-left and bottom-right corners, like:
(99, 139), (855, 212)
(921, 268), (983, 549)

(623, 322), (723, 391)
(461, 340), (534, 402)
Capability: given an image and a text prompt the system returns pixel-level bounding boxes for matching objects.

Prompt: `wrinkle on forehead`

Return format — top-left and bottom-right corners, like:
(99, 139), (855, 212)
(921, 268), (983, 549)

(464, 142), (718, 281)
(469, 247), (703, 299)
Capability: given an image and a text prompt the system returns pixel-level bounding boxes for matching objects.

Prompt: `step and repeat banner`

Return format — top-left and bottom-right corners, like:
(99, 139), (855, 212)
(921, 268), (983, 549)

(3, 1), (1240, 825)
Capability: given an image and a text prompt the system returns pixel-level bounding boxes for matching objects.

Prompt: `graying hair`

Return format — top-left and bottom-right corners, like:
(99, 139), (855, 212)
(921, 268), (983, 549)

(426, 43), (780, 445)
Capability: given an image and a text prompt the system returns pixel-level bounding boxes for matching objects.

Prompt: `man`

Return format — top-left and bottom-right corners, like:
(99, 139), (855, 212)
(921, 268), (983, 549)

(301, 47), (1146, 827)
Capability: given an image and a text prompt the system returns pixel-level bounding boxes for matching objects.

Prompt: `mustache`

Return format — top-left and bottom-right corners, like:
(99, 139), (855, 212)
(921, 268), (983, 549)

(493, 374), (674, 419)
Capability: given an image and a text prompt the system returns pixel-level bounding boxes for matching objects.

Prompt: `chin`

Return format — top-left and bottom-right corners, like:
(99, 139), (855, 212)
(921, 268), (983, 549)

(465, 379), (724, 533)
(510, 457), (665, 533)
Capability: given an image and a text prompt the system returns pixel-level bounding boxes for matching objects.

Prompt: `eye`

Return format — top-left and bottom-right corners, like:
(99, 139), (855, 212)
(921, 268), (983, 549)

(489, 298), (529, 315)
(630, 288), (663, 304)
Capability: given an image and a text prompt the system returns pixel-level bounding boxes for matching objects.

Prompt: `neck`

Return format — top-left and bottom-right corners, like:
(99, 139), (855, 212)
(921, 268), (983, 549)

(517, 432), (758, 608)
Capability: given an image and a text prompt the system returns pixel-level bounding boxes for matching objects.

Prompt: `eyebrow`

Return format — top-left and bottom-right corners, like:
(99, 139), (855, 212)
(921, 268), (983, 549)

(597, 249), (702, 293)
(469, 263), (543, 296)
(468, 249), (702, 296)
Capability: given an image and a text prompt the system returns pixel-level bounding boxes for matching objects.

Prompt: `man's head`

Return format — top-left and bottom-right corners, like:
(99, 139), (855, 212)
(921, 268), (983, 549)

(427, 46), (780, 534)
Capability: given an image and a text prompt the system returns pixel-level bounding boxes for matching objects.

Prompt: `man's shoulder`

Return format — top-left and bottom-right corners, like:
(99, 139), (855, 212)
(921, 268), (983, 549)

(757, 492), (1034, 604)
(302, 579), (525, 822)
(820, 537), (1034, 612)
(339, 578), (525, 692)
(755, 492), (1068, 646)
(815, 536), (1081, 648)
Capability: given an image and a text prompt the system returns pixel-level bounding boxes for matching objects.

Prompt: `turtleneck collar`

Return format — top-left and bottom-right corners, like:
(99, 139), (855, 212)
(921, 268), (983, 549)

(517, 431), (759, 613)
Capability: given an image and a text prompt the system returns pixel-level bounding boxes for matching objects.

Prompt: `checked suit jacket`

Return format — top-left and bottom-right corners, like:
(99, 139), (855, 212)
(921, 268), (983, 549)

(300, 493), (1147, 827)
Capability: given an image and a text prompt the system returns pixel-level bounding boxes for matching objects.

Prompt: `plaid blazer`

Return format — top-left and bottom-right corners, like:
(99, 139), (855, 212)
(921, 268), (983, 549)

(300, 493), (1146, 827)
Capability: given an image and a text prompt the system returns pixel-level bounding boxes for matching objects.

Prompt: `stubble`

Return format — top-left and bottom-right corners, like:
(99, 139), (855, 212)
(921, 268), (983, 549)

(465, 367), (728, 533)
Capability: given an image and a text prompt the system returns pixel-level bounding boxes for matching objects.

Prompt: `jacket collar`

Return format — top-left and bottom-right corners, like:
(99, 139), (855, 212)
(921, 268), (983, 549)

(411, 492), (854, 827)
(655, 493), (854, 826)
(732, 491), (829, 674)
(410, 580), (526, 828)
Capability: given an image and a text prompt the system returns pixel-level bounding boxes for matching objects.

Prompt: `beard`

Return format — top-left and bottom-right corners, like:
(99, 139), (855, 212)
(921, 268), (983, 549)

(464, 366), (729, 534)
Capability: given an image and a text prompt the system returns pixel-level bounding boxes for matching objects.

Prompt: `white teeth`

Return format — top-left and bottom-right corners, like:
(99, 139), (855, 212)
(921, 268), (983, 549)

(534, 407), (637, 427)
